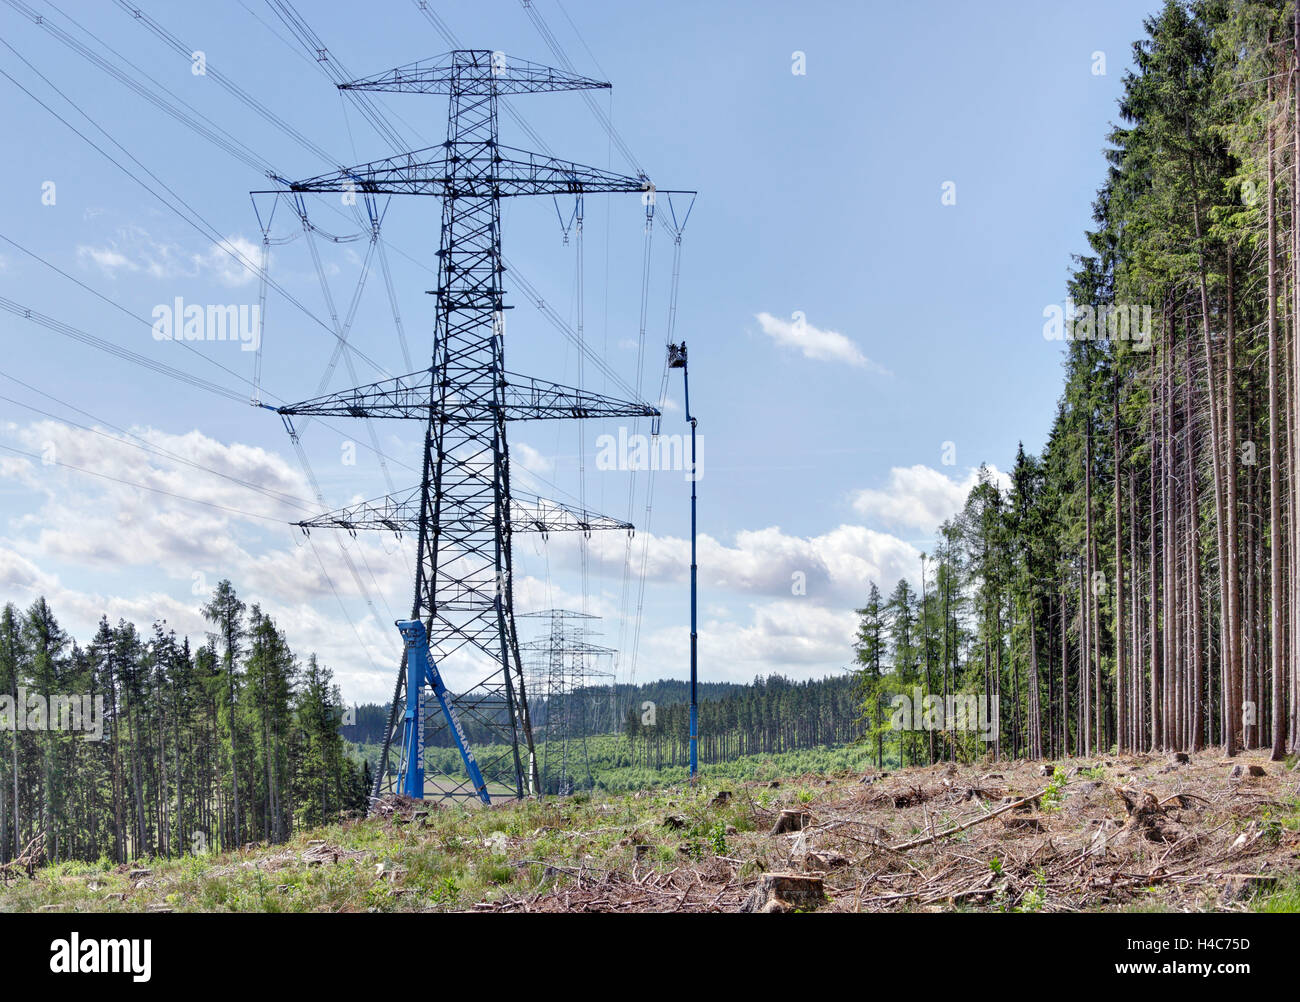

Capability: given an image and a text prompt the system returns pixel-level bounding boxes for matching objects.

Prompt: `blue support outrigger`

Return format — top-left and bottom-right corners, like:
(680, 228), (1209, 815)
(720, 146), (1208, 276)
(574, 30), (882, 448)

(395, 619), (491, 804)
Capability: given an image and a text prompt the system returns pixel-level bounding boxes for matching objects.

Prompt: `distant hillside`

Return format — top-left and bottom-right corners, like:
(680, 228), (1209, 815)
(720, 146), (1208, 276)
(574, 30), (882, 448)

(341, 677), (757, 746)
(344, 673), (864, 793)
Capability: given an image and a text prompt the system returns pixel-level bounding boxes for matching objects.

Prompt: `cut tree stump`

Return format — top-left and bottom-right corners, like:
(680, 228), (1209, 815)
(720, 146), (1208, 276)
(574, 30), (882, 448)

(1115, 788), (1178, 843)
(770, 809), (813, 835)
(1221, 873), (1278, 903)
(740, 872), (825, 913)
(804, 850), (850, 871)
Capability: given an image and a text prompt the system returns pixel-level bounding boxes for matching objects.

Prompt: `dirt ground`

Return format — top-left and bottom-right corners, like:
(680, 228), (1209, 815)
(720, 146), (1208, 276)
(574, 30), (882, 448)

(484, 752), (1300, 913)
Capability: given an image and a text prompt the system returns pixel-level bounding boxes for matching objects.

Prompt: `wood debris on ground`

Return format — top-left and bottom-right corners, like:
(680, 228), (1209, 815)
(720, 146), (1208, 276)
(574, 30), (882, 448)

(489, 755), (1300, 913)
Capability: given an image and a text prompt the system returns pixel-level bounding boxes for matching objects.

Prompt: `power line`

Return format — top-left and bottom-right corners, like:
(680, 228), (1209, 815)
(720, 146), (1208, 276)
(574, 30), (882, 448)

(0, 294), (250, 405)
(0, 441), (292, 524)
(107, 0), (337, 166)
(0, 374), (317, 514)
(6, 0), (267, 172)
(0, 238), (423, 480)
(5, 4), (646, 482)
(22, 0), (655, 413)
(0, 37), (393, 380)
(5, 3), (684, 744)
(0, 232), (260, 398)
(0, 10), (405, 688)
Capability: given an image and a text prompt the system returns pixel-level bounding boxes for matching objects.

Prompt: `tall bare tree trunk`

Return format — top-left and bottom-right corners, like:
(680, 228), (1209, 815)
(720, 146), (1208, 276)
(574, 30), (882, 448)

(1084, 417), (1094, 756)
(1187, 146), (1238, 754)
(1225, 249), (1241, 751)
(1060, 592), (1071, 758)
(1114, 372), (1126, 753)
(1270, 112), (1287, 759)
(1290, 3), (1300, 755)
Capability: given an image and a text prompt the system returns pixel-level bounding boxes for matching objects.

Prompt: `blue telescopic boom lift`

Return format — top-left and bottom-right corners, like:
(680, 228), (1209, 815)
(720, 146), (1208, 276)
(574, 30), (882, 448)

(668, 342), (698, 781)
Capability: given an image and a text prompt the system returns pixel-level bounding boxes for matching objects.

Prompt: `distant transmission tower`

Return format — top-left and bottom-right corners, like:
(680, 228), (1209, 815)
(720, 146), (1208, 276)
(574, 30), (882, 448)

(268, 50), (668, 803)
(519, 609), (615, 794)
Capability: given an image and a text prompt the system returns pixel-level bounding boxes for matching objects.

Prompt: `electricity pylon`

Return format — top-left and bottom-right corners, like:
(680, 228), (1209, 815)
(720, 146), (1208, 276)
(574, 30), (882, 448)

(269, 50), (663, 803)
(519, 609), (615, 794)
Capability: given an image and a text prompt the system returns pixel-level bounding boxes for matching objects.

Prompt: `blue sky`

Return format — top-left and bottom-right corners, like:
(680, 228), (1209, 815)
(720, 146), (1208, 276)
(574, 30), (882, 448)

(0, 0), (1155, 701)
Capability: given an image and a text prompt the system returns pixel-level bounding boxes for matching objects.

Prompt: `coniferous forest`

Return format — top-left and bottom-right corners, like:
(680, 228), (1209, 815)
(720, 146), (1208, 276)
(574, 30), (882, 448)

(854, 0), (1300, 768)
(0, 581), (368, 865)
(347, 675), (865, 777)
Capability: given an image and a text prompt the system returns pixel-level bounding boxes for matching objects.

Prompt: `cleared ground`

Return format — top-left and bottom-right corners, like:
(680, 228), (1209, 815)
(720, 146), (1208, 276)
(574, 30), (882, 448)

(3, 752), (1298, 912)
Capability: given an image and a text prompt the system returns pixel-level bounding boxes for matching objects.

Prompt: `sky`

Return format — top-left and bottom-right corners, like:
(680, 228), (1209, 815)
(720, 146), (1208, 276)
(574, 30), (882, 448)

(0, 0), (1159, 703)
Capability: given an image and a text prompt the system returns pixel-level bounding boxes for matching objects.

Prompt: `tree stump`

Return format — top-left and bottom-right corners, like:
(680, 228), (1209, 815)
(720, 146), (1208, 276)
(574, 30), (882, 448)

(740, 872), (825, 913)
(770, 809), (813, 835)
(804, 851), (850, 871)
(1221, 873), (1278, 903)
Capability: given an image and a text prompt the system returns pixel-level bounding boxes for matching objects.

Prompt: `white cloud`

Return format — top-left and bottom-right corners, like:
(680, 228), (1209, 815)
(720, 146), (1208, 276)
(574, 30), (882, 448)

(636, 600), (858, 683)
(0, 418), (948, 700)
(755, 311), (889, 373)
(851, 464), (1009, 535)
(201, 236), (263, 288)
(514, 442), (554, 475)
(0, 454), (38, 487)
(77, 246), (137, 274)
(0, 544), (407, 702)
(0, 419), (536, 701)
(77, 226), (261, 287)
(533, 519), (921, 606)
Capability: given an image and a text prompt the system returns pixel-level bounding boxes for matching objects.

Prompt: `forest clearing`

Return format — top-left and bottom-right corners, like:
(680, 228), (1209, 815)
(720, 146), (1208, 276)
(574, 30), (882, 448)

(3, 753), (1297, 914)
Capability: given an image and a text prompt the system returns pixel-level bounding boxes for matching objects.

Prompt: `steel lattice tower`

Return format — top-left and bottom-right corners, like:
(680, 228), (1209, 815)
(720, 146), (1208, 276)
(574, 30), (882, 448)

(269, 51), (662, 803)
(519, 609), (615, 794)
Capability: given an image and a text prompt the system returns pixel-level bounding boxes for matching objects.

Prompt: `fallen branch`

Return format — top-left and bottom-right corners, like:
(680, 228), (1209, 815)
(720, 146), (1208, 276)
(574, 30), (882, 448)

(888, 788), (1049, 852)
(0, 833), (44, 882)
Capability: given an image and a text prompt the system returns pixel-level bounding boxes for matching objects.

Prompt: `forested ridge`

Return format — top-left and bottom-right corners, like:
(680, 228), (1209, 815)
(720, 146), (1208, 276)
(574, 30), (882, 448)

(0, 580), (367, 865)
(856, 0), (1300, 767)
(617, 673), (862, 768)
(342, 679), (750, 748)
(347, 674), (865, 778)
